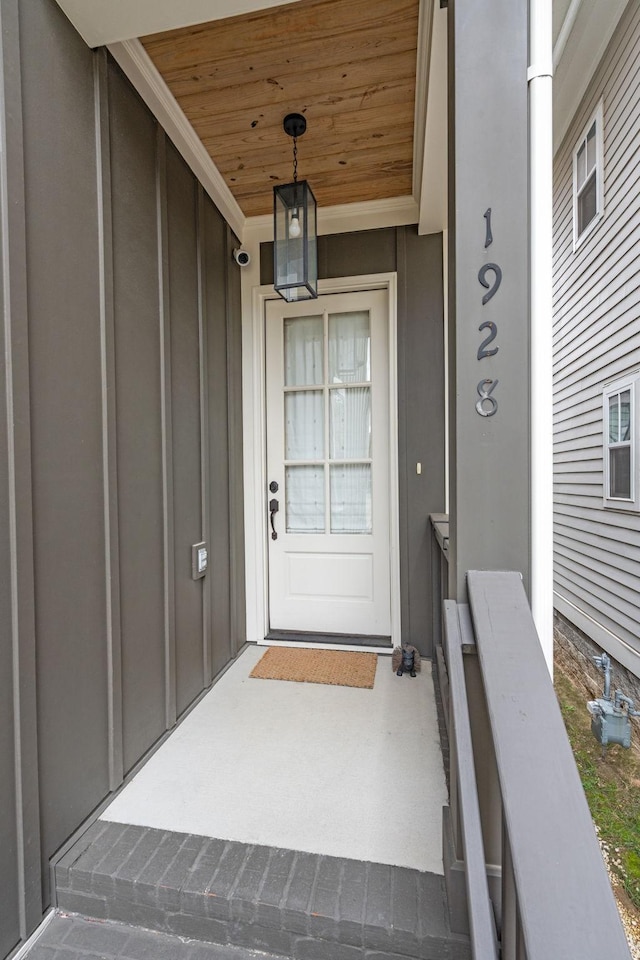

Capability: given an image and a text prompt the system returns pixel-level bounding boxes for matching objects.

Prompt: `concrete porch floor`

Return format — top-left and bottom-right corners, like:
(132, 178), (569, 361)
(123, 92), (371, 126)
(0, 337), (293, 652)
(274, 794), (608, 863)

(101, 644), (448, 874)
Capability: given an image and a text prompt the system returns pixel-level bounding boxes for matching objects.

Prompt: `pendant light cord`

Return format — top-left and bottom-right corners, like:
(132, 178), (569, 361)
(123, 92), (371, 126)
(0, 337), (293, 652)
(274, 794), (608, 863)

(293, 136), (298, 183)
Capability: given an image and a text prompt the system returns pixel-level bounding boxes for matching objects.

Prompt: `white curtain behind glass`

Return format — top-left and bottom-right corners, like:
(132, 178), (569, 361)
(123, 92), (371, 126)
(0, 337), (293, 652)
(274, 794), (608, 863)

(330, 388), (371, 460)
(284, 316), (324, 532)
(284, 315), (323, 385)
(330, 465), (372, 534)
(329, 312), (372, 533)
(286, 465), (324, 533)
(329, 311), (370, 383)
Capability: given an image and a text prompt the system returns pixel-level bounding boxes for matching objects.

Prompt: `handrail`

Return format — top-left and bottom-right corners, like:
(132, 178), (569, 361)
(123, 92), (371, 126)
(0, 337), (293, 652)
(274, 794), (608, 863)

(466, 570), (631, 959)
(430, 512), (449, 554)
(443, 599), (499, 960)
(429, 514), (450, 659)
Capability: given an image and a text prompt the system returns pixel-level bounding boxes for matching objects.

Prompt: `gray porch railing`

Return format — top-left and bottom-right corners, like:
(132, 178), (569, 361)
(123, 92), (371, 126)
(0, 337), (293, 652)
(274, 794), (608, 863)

(430, 520), (631, 959)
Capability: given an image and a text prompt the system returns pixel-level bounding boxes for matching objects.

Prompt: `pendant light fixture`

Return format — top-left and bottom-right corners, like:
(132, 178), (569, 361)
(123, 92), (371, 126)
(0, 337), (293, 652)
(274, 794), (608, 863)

(273, 113), (318, 302)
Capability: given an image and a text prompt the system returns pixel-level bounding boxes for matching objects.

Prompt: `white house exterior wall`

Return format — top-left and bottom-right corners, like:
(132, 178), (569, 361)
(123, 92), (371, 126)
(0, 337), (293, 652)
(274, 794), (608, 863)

(553, 0), (640, 677)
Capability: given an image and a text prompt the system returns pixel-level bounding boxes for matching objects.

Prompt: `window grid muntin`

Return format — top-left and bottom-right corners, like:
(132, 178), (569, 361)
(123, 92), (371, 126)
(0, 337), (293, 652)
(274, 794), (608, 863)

(283, 309), (373, 533)
(573, 104), (603, 247)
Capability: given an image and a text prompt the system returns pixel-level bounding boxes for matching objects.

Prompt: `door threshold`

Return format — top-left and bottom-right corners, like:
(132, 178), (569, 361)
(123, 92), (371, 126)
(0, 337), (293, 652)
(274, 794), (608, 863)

(264, 629), (393, 649)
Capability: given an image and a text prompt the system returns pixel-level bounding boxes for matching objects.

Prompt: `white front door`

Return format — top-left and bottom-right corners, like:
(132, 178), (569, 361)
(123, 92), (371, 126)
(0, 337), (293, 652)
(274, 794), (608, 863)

(265, 289), (391, 638)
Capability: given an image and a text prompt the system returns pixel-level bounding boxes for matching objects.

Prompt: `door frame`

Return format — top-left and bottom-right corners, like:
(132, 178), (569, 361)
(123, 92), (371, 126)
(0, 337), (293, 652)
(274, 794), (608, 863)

(243, 273), (400, 649)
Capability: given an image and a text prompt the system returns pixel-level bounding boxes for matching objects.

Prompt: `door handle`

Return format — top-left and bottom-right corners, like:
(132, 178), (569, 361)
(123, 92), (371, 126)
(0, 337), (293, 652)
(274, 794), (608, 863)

(269, 498), (279, 540)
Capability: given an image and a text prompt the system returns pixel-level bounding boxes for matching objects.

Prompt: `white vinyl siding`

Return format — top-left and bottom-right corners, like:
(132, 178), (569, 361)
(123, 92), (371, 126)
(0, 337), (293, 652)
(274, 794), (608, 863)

(553, 0), (640, 676)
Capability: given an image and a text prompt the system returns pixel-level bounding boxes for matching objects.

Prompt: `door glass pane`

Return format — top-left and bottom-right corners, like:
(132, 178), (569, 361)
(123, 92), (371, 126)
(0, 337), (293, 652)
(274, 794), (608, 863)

(286, 465), (325, 533)
(330, 464), (372, 534)
(328, 311), (371, 383)
(285, 391), (324, 460)
(609, 394), (619, 443)
(284, 315), (323, 386)
(330, 387), (371, 460)
(610, 447), (631, 499)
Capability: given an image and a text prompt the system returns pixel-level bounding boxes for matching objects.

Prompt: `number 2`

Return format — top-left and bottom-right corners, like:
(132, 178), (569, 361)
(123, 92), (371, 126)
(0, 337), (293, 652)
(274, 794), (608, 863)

(477, 321), (498, 360)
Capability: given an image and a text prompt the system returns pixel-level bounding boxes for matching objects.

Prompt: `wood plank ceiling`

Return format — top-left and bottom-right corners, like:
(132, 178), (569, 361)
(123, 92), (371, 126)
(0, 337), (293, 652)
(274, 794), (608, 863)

(141, 0), (419, 217)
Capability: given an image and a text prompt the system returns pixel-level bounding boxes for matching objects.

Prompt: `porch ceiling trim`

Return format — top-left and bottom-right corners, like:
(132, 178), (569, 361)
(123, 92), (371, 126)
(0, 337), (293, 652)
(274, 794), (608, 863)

(418, 0), (447, 235)
(243, 196), (420, 243)
(107, 2), (439, 245)
(412, 0), (434, 204)
(107, 39), (246, 240)
(55, 0), (306, 49)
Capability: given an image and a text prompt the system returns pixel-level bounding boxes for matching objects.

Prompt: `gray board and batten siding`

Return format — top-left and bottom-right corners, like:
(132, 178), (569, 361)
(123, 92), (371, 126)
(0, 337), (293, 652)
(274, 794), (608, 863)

(0, 0), (245, 953)
(261, 227), (447, 658)
(553, 0), (640, 679)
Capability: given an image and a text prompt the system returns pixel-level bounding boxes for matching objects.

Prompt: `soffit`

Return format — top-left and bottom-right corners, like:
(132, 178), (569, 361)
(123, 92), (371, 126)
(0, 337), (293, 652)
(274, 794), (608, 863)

(140, 0), (419, 218)
(53, 0), (307, 48)
(553, 0), (629, 152)
(552, 0), (572, 47)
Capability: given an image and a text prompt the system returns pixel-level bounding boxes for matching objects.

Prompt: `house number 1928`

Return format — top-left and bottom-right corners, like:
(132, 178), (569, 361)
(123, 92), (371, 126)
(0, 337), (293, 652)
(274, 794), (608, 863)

(476, 208), (501, 418)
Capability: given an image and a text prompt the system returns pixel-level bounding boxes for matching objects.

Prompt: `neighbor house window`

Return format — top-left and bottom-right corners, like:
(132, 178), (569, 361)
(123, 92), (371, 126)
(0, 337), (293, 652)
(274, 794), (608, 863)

(603, 376), (640, 510)
(573, 102), (604, 246)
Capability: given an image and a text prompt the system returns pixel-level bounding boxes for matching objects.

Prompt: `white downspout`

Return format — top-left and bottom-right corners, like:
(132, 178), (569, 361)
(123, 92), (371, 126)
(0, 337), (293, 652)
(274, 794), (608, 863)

(528, 0), (554, 671)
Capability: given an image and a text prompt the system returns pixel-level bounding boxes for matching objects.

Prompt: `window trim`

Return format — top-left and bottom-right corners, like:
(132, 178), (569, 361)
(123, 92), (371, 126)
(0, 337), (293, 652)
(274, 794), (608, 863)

(603, 374), (639, 511)
(573, 101), (604, 250)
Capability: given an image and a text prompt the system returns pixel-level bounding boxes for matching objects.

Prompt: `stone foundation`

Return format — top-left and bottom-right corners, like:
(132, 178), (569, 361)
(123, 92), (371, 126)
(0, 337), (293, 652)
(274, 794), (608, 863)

(554, 611), (640, 737)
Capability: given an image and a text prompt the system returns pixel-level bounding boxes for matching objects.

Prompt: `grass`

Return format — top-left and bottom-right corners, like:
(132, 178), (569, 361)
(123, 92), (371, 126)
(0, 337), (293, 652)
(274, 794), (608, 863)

(555, 663), (640, 912)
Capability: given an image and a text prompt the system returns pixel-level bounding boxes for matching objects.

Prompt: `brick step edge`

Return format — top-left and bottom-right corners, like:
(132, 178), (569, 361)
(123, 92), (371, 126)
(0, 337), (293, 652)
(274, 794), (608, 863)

(25, 913), (291, 960)
(55, 821), (470, 960)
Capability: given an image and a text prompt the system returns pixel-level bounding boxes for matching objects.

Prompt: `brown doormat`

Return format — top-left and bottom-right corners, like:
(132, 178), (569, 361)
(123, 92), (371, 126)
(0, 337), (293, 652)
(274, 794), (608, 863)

(250, 647), (377, 689)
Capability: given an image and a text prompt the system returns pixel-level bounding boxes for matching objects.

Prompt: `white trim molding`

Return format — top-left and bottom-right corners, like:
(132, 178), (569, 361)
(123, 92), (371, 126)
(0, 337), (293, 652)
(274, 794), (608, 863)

(413, 0), (434, 203)
(602, 372), (640, 512)
(242, 273), (401, 647)
(418, 0), (447, 235)
(555, 592), (640, 677)
(244, 196), (419, 245)
(107, 39), (245, 240)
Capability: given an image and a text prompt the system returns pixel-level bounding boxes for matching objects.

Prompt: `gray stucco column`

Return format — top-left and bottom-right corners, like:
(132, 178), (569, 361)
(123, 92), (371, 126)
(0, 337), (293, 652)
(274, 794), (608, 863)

(447, 0), (530, 601)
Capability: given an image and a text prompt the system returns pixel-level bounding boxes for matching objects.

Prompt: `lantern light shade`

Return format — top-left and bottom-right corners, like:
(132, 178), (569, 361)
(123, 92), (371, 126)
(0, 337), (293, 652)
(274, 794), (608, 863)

(273, 178), (318, 302)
